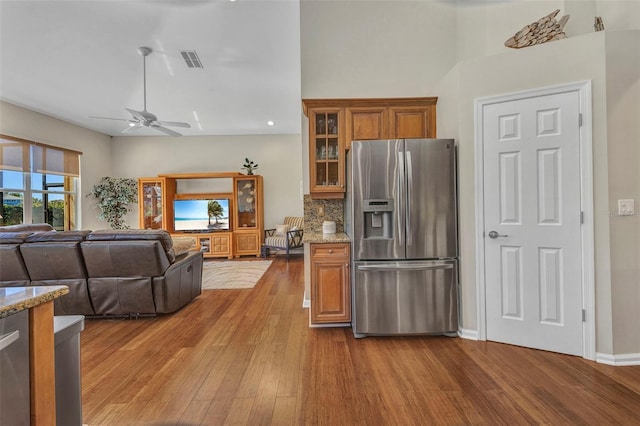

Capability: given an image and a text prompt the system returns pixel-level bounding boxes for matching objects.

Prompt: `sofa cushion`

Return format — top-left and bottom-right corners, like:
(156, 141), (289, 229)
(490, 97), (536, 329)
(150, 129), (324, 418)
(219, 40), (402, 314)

(275, 224), (290, 236)
(21, 242), (88, 280)
(171, 236), (196, 257)
(81, 240), (171, 277)
(0, 223), (54, 233)
(87, 229), (175, 263)
(0, 244), (30, 282)
(0, 232), (32, 245)
(284, 217), (304, 229)
(265, 236), (288, 249)
(88, 277), (156, 315)
(26, 230), (90, 243)
(31, 279), (95, 315)
(0, 233), (32, 283)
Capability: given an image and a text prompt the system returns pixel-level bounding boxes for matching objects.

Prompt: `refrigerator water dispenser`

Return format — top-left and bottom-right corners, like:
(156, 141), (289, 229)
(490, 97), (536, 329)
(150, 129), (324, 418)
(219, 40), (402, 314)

(363, 199), (393, 239)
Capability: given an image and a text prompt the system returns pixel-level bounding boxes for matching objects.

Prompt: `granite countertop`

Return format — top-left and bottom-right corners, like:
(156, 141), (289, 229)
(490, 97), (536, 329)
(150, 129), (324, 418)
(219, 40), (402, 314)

(303, 231), (351, 244)
(0, 286), (69, 319)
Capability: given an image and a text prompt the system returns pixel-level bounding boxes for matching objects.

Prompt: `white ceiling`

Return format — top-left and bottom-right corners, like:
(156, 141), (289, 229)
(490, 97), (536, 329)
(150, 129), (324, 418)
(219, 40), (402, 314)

(0, 0), (302, 137)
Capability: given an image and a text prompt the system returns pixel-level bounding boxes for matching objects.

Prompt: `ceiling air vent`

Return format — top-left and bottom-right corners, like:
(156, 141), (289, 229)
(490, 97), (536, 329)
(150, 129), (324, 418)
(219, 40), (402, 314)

(179, 50), (203, 69)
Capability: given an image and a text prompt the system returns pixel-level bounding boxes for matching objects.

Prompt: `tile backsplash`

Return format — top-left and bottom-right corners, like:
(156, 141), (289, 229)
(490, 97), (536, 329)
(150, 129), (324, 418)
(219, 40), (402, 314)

(303, 194), (344, 233)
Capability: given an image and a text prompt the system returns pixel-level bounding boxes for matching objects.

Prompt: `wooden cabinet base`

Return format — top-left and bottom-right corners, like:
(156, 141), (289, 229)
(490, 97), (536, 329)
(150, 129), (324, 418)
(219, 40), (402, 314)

(310, 243), (351, 324)
(186, 233), (233, 259)
(234, 232), (260, 257)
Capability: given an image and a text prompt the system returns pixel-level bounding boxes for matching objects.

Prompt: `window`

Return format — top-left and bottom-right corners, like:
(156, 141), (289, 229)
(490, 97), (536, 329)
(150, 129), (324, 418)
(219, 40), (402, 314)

(0, 135), (81, 230)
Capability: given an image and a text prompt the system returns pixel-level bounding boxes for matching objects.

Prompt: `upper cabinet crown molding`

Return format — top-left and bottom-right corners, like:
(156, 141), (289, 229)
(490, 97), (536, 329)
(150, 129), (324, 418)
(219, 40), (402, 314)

(302, 97), (437, 117)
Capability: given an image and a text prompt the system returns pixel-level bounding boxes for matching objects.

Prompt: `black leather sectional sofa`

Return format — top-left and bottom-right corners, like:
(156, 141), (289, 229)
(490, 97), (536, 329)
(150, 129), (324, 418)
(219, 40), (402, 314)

(0, 224), (203, 317)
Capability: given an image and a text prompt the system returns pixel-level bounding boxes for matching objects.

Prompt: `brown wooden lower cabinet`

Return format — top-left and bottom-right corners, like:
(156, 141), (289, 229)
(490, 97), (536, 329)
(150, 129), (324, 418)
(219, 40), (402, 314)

(190, 233), (232, 259)
(310, 243), (351, 324)
(234, 232), (260, 257)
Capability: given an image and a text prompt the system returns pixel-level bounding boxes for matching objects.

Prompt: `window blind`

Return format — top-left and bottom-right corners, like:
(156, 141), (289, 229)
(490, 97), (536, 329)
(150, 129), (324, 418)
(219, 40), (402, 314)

(0, 134), (81, 176)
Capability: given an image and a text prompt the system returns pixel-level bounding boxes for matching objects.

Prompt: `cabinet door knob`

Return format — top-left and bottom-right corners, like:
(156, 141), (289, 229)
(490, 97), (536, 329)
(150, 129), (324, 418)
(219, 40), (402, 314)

(328, 249), (333, 253)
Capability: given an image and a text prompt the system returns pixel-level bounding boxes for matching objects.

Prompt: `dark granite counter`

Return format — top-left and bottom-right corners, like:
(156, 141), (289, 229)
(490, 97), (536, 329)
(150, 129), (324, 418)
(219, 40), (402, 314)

(303, 231), (350, 244)
(0, 286), (69, 318)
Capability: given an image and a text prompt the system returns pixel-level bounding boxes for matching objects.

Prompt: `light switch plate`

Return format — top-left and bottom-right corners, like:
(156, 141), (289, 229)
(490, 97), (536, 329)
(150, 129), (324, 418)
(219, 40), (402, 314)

(617, 199), (635, 216)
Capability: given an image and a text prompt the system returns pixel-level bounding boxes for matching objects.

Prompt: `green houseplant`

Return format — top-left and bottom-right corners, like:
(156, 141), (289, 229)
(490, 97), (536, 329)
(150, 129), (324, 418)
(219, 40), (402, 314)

(241, 158), (259, 175)
(88, 177), (138, 229)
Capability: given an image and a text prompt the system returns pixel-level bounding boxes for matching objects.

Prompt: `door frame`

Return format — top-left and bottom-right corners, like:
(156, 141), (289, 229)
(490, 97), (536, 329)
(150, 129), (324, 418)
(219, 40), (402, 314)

(474, 81), (595, 360)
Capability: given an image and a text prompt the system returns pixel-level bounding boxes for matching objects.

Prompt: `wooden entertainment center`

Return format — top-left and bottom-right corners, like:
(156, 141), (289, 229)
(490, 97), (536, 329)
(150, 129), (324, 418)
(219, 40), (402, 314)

(138, 172), (264, 258)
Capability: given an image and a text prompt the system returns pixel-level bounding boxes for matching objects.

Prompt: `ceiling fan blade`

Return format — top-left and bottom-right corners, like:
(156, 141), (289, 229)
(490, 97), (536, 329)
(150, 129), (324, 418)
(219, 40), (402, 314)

(121, 123), (143, 134)
(125, 108), (157, 123)
(157, 121), (191, 128)
(151, 124), (182, 137)
(89, 116), (131, 122)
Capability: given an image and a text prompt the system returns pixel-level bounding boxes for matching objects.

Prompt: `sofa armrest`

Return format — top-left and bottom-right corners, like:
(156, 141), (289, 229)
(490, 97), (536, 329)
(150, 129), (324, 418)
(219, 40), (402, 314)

(286, 229), (304, 249)
(152, 251), (203, 314)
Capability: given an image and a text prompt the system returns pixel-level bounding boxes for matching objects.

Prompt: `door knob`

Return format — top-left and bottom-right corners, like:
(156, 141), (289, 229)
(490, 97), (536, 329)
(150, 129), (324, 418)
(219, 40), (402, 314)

(488, 231), (509, 239)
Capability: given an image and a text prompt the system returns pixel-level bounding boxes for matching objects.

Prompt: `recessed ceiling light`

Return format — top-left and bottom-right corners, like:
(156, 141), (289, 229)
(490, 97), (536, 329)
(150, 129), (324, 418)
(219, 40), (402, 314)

(267, 121), (275, 126)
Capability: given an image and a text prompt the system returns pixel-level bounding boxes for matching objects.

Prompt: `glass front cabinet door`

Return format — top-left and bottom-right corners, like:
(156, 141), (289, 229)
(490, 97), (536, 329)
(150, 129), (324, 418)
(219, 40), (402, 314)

(235, 177), (258, 229)
(232, 175), (263, 257)
(309, 108), (345, 197)
(138, 177), (175, 231)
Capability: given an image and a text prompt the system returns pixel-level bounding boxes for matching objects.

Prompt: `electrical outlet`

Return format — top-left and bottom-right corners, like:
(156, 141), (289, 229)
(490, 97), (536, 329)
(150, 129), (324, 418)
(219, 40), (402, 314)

(317, 205), (325, 216)
(618, 199), (635, 216)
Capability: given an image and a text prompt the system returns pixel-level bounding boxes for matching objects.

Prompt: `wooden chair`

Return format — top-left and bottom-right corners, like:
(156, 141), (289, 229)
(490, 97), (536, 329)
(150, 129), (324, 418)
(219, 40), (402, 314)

(263, 217), (304, 260)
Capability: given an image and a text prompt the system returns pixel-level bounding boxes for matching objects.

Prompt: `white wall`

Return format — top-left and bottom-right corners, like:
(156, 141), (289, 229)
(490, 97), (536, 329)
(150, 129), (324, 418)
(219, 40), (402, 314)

(110, 134), (304, 230)
(456, 0), (640, 62)
(300, 0), (459, 192)
(0, 101), (113, 230)
(301, 0), (458, 97)
(443, 29), (640, 356)
(453, 31), (613, 350)
(456, 0), (565, 62)
(605, 30), (640, 355)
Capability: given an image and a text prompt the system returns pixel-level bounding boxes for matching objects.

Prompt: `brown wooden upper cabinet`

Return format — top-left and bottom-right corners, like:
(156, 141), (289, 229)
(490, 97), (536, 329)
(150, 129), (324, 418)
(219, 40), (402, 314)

(308, 108), (345, 198)
(388, 105), (433, 139)
(302, 97), (437, 198)
(346, 106), (387, 145)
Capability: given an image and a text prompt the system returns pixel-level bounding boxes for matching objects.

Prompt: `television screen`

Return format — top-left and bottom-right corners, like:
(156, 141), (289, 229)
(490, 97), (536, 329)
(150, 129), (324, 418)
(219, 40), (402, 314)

(174, 199), (230, 232)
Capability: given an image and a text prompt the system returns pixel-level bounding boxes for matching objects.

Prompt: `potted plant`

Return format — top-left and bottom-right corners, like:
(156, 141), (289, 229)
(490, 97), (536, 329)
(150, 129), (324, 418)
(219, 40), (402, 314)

(88, 177), (138, 229)
(241, 158), (259, 175)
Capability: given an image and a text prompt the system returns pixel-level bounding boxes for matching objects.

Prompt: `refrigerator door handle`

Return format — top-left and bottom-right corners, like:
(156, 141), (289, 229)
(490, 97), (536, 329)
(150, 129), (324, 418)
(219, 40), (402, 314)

(406, 150), (413, 246)
(0, 330), (19, 351)
(397, 150), (405, 249)
(357, 263), (454, 272)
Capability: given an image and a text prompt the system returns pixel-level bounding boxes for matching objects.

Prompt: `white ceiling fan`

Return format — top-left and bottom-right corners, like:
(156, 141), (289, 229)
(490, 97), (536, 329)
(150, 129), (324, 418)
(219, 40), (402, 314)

(91, 46), (191, 136)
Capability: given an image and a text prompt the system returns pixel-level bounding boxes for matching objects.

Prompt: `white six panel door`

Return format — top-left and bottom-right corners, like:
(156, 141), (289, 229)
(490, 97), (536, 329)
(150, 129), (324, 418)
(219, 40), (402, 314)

(483, 91), (583, 356)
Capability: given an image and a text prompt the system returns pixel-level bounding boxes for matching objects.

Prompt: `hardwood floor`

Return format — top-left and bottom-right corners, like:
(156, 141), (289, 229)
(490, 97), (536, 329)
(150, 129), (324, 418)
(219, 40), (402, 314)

(80, 256), (640, 425)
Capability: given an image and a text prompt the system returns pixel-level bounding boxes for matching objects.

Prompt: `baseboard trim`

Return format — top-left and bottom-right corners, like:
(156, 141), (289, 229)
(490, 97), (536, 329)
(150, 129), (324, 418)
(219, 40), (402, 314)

(458, 328), (479, 340)
(309, 322), (351, 328)
(596, 352), (640, 366)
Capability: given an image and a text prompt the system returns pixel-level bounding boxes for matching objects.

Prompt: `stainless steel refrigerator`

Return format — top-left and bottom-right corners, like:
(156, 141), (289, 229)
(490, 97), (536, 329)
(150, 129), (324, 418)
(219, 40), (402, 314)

(345, 139), (458, 337)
